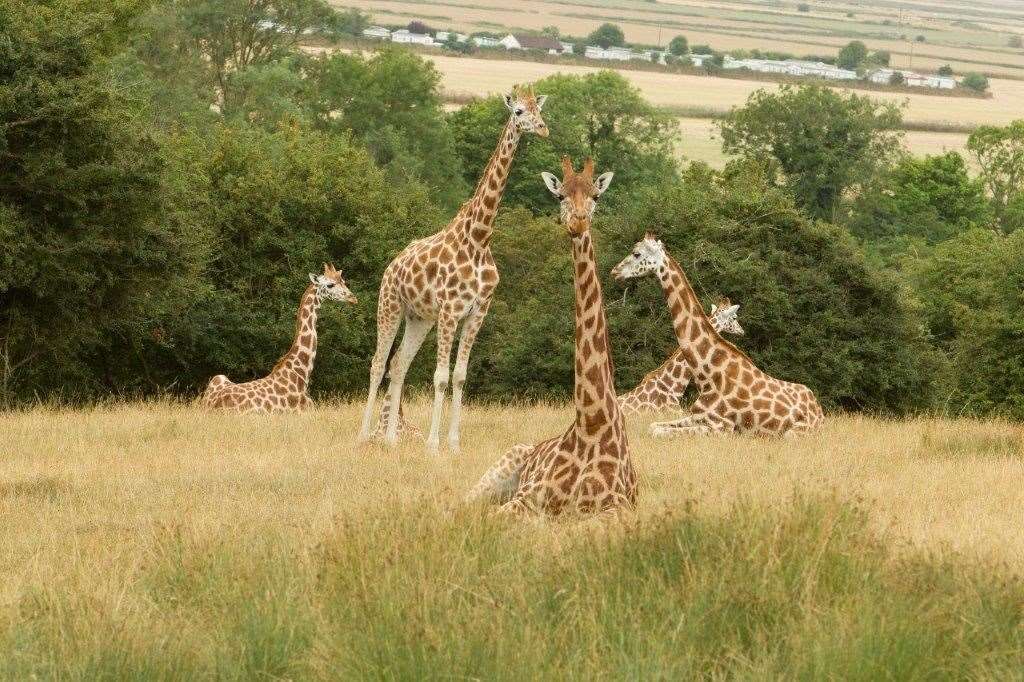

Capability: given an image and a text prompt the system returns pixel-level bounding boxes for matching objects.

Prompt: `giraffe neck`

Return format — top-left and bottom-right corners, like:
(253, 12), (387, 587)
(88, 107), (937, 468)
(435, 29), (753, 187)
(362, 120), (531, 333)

(454, 117), (520, 247)
(656, 255), (718, 349)
(271, 284), (322, 390)
(571, 231), (622, 443)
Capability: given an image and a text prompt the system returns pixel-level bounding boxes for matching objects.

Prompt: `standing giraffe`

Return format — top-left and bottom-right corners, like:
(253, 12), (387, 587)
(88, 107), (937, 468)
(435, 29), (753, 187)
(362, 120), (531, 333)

(468, 158), (636, 515)
(202, 264), (357, 413)
(618, 298), (744, 414)
(611, 235), (823, 436)
(358, 85), (549, 453)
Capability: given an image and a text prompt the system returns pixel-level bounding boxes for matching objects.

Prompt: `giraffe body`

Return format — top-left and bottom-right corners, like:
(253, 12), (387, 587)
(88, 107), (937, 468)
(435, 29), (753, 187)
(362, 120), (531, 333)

(202, 264), (357, 414)
(470, 158), (635, 515)
(611, 236), (823, 437)
(618, 300), (743, 415)
(358, 87), (548, 453)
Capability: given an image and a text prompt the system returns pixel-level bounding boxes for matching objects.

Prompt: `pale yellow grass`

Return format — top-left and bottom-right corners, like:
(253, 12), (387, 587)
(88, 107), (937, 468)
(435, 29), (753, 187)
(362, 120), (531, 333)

(335, 0), (1024, 76)
(330, 49), (1024, 128)
(677, 117), (973, 168)
(2, 399), (1023, 618)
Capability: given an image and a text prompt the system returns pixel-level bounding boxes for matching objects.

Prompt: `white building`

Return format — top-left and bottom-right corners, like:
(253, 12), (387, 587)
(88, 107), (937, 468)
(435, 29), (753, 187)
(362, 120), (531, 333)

(869, 69), (956, 89)
(584, 45), (650, 61)
(472, 36), (501, 48)
(435, 31), (468, 43)
(390, 30), (436, 46)
(560, 41), (575, 54)
(362, 26), (391, 40)
(687, 53), (715, 67)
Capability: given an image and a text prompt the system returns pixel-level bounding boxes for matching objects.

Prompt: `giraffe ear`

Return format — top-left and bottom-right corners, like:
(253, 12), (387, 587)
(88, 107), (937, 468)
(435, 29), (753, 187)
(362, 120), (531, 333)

(540, 172), (562, 197)
(594, 171), (614, 196)
(725, 305), (740, 316)
(710, 304), (719, 315)
(309, 273), (318, 284)
(536, 94), (547, 110)
(503, 93), (516, 111)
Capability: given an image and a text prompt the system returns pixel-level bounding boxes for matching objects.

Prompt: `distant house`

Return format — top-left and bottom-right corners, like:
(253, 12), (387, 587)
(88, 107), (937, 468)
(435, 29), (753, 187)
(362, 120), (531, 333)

(869, 69), (956, 89)
(390, 29), (436, 46)
(501, 33), (566, 54)
(585, 45), (647, 61)
(688, 53), (715, 67)
(472, 35), (501, 48)
(560, 41), (575, 54)
(435, 31), (468, 43)
(723, 56), (856, 80)
(362, 26), (391, 40)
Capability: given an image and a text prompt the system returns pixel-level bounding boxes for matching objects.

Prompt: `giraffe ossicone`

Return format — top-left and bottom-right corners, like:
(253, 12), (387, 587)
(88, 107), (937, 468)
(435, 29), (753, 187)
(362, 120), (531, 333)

(611, 235), (824, 436)
(201, 263), (357, 413)
(357, 84), (549, 454)
(467, 157), (636, 515)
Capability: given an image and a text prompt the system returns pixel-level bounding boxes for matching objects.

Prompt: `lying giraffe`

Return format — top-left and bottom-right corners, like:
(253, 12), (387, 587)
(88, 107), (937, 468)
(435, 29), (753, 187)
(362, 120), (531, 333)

(467, 158), (635, 514)
(618, 298), (744, 415)
(611, 235), (823, 436)
(201, 264), (357, 413)
(358, 85), (549, 453)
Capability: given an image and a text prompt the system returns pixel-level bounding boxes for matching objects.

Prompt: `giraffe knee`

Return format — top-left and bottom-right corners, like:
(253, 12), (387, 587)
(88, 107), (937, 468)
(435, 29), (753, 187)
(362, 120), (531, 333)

(433, 367), (449, 391)
(451, 366), (467, 389)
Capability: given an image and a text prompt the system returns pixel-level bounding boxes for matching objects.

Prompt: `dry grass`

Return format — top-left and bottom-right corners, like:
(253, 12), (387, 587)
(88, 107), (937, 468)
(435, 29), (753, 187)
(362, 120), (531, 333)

(2, 400), (1024, 676)
(334, 0), (1024, 77)
(344, 50), (1024, 128)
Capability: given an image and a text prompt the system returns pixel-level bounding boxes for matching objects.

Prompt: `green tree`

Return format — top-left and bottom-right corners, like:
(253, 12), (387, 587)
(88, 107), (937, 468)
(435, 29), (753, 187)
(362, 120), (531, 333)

(967, 120), (1024, 230)
(176, 0), (339, 114)
(338, 7), (370, 36)
(587, 23), (625, 49)
(718, 85), (904, 218)
(836, 40), (868, 69)
(938, 64), (955, 76)
(962, 72), (990, 92)
(849, 152), (990, 247)
(541, 25), (560, 39)
(0, 0), (205, 400)
(668, 35), (689, 56)
(447, 71), (678, 213)
(692, 44), (713, 54)
(302, 48), (467, 208)
(915, 228), (1024, 417)
(870, 50), (891, 66)
(889, 71), (905, 85)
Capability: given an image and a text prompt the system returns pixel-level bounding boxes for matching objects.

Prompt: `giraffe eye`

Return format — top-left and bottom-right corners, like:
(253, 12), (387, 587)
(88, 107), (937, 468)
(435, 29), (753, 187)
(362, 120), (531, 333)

(557, 194), (565, 201)
(515, 107), (524, 115)
(633, 252), (640, 258)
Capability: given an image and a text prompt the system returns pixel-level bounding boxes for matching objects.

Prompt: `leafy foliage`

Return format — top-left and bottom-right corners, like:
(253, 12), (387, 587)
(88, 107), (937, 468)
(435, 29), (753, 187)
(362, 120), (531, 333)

(668, 35), (689, 56)
(447, 71), (678, 214)
(967, 120), (1024, 230)
(719, 85), (904, 219)
(587, 23), (625, 49)
(836, 40), (868, 69)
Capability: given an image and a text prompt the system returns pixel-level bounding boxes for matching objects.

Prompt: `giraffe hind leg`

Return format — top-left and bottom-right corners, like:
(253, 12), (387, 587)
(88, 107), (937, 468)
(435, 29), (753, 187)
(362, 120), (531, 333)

(358, 292), (403, 442)
(384, 315), (434, 444)
(650, 411), (730, 438)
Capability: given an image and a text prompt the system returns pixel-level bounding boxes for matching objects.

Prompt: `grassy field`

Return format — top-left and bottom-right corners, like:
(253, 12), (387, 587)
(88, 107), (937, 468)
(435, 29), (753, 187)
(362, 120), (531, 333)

(335, 0), (1024, 77)
(677, 117), (972, 168)
(2, 400), (1024, 677)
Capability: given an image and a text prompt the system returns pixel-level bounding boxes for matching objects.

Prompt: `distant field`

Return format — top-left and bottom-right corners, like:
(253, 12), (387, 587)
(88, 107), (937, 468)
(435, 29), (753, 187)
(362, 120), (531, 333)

(334, 0), (1024, 77)
(2, 402), (1023, 676)
(676, 117), (973, 168)
(396, 51), (1024, 128)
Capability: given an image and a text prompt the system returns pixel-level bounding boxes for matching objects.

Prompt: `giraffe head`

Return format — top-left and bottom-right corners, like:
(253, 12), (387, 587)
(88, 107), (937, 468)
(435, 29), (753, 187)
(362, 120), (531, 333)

(504, 85), (549, 138)
(611, 232), (666, 281)
(541, 157), (614, 236)
(309, 263), (357, 304)
(710, 297), (744, 336)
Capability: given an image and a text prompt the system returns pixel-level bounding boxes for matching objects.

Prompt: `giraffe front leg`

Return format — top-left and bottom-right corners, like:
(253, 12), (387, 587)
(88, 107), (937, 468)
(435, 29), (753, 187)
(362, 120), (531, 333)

(465, 443), (533, 505)
(447, 300), (491, 454)
(384, 315), (433, 445)
(426, 310), (459, 453)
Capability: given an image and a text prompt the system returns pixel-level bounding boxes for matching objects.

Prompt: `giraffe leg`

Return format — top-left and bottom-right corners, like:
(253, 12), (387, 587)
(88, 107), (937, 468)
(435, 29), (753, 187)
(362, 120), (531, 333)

(358, 293), (403, 442)
(426, 310), (459, 453)
(447, 299), (492, 453)
(384, 315), (433, 445)
(465, 443), (533, 505)
(650, 410), (730, 438)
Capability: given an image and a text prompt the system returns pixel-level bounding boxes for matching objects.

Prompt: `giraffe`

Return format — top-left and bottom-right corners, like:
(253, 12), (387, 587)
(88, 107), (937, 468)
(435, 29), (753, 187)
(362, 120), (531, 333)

(358, 85), (549, 453)
(467, 158), (636, 515)
(617, 298), (744, 415)
(202, 264), (357, 413)
(610, 235), (824, 436)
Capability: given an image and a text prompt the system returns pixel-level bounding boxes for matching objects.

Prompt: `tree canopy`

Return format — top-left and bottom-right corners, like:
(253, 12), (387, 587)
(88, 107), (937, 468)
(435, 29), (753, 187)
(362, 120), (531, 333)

(587, 23), (625, 49)
(718, 85), (904, 219)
